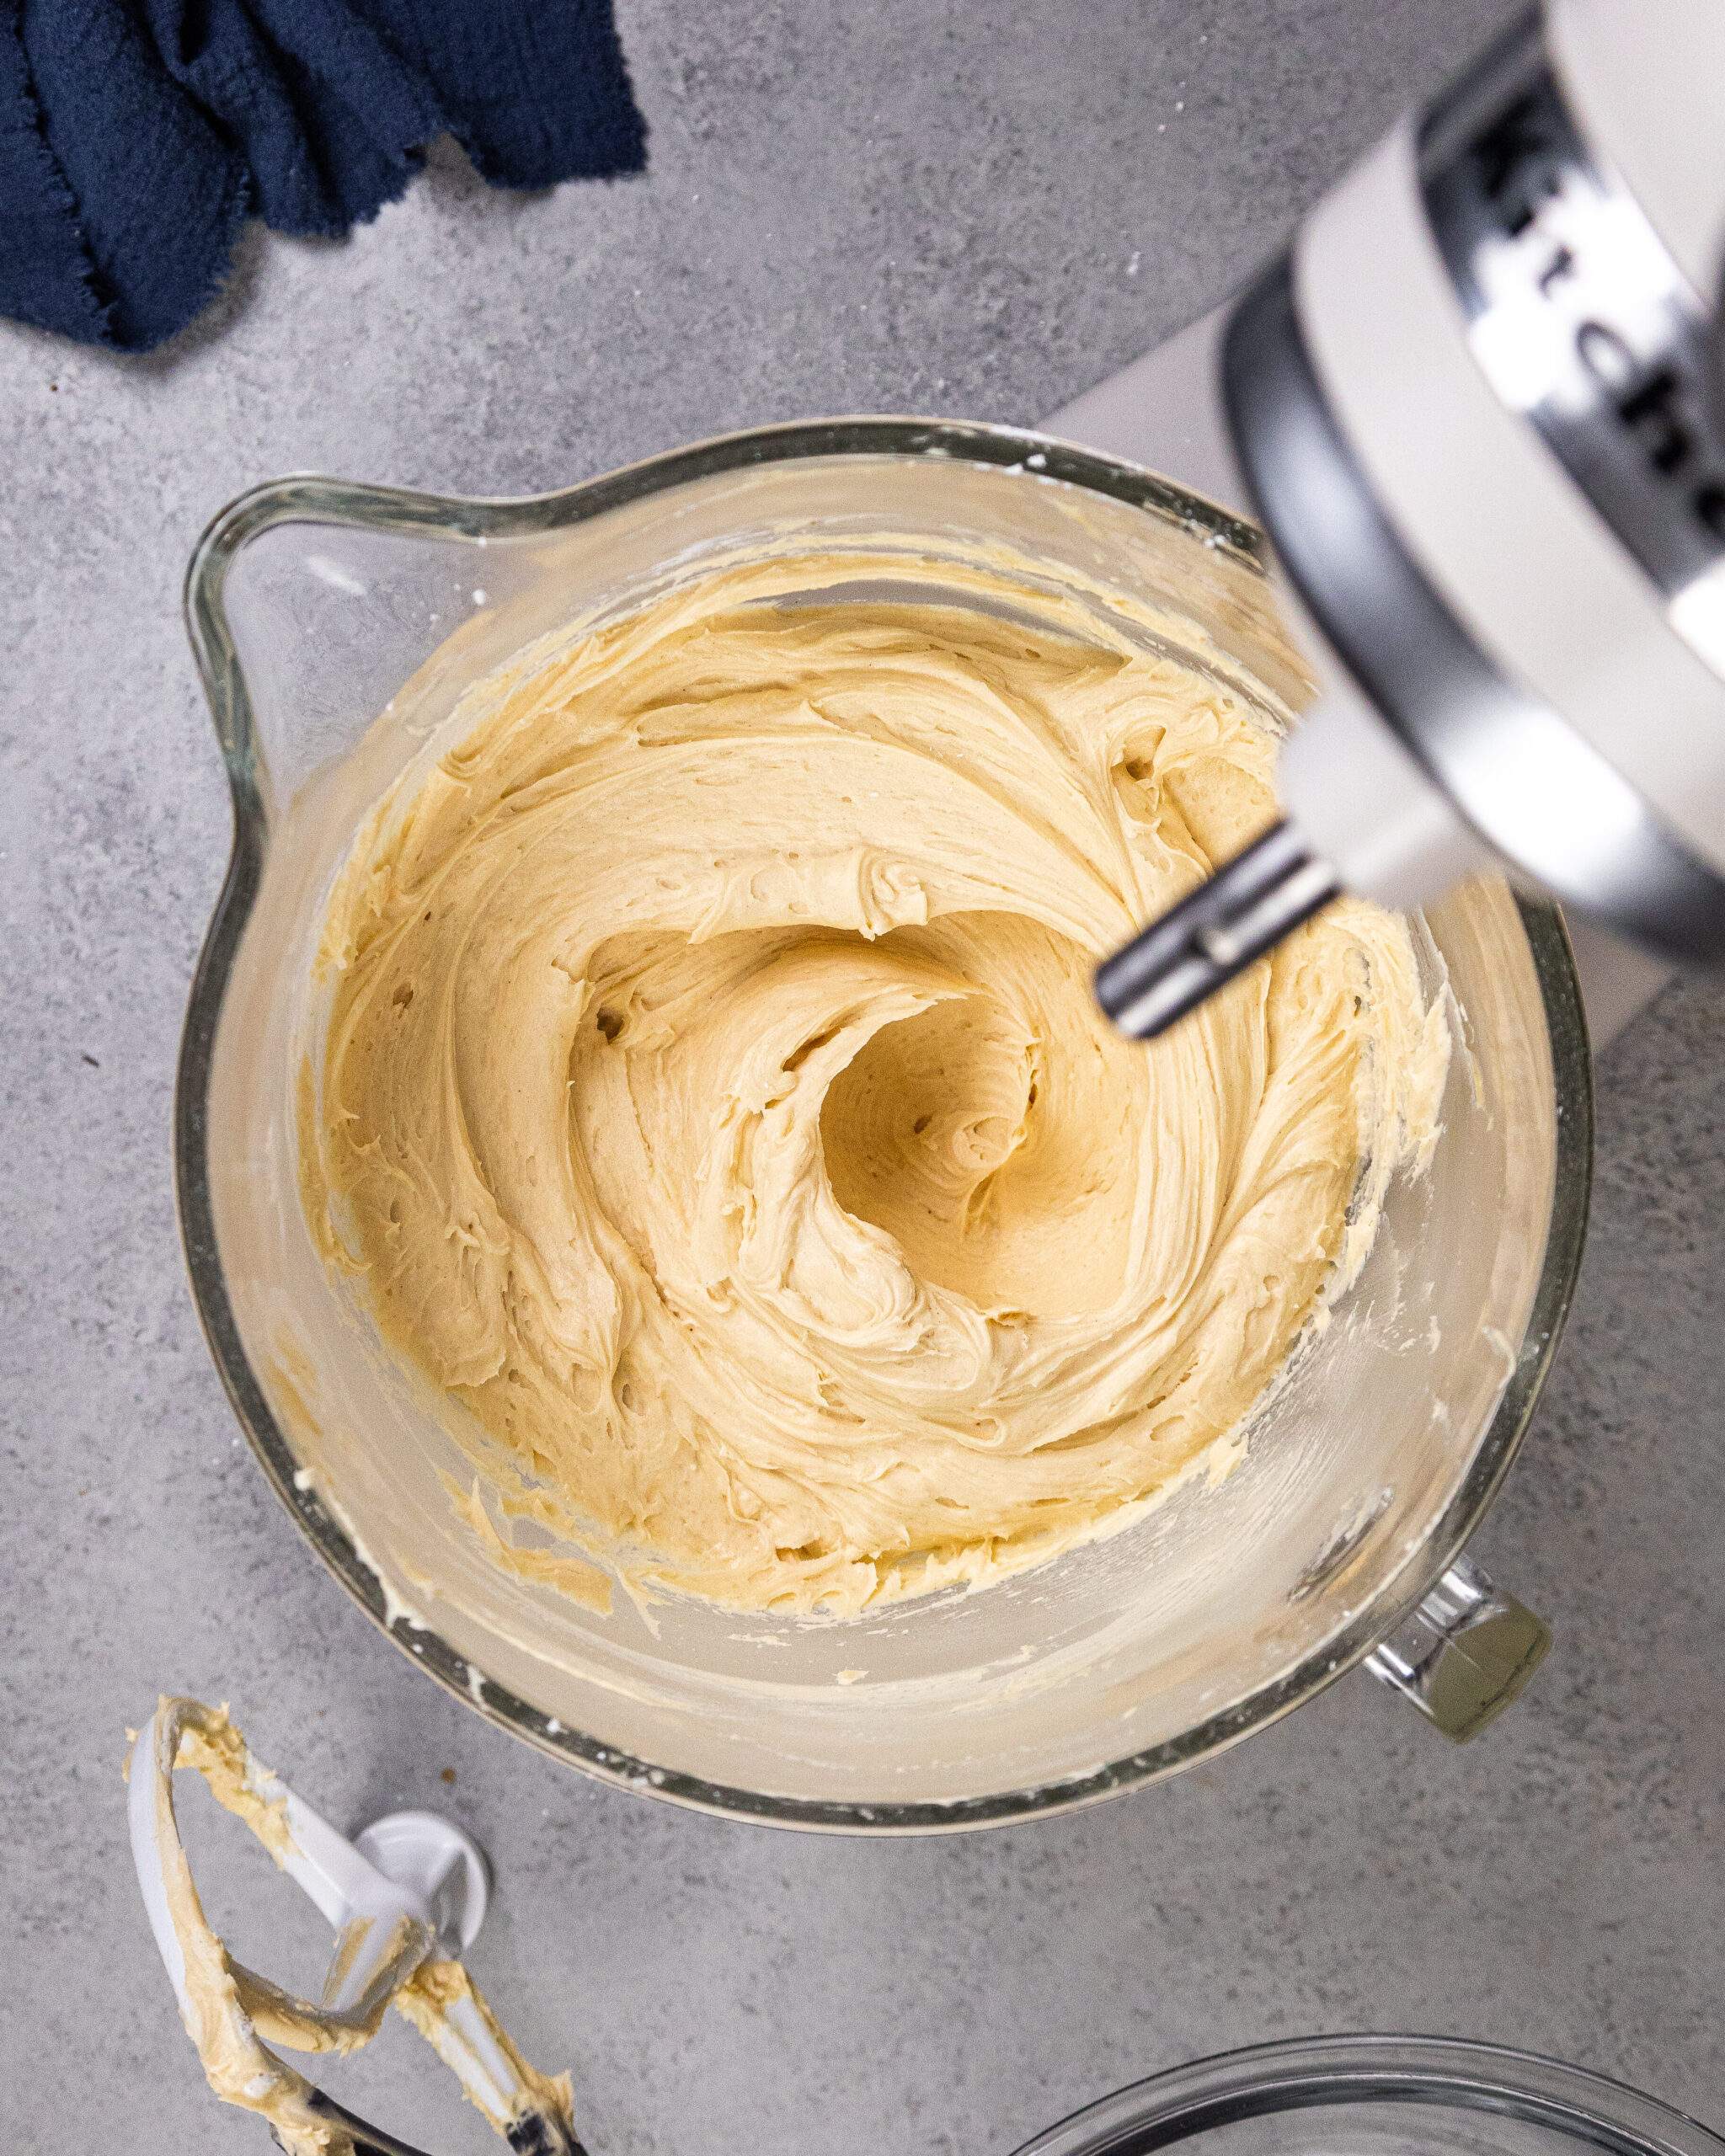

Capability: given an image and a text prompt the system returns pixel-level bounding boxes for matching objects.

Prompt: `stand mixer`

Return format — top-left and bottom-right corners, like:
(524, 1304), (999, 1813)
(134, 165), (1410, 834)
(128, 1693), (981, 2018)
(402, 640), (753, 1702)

(1055, 0), (1725, 1039)
(176, 0), (1669, 1835)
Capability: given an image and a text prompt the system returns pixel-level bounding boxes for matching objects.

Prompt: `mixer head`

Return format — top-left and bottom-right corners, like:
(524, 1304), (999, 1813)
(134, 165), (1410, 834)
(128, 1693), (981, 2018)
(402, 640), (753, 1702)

(1097, 1), (1725, 1039)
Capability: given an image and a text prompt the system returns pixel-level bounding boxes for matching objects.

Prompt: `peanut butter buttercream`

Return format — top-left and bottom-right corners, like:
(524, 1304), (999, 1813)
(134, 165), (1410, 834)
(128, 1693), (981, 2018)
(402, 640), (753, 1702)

(302, 552), (1448, 1617)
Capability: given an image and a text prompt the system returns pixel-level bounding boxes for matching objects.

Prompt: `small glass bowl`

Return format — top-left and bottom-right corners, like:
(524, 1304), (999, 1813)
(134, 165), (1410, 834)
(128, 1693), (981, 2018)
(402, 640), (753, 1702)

(1014, 2036), (1722, 2156)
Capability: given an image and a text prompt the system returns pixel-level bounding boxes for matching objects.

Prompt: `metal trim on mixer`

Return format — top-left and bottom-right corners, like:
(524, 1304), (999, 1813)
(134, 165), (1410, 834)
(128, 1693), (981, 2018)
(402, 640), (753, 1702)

(1222, 253), (1725, 963)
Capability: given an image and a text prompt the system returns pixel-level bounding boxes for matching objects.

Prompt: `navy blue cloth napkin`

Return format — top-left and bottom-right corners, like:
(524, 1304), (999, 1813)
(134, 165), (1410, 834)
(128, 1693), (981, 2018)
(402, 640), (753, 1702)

(0, 0), (646, 351)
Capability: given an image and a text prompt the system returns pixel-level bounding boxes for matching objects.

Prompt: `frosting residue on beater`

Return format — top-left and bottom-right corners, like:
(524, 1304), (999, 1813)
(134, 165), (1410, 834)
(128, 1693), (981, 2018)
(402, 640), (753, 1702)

(128, 1698), (577, 2156)
(302, 552), (1450, 1617)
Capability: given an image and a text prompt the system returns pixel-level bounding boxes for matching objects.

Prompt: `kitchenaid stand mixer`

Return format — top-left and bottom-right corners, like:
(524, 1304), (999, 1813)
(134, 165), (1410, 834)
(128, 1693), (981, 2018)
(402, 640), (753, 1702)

(1051, 0), (1725, 1041)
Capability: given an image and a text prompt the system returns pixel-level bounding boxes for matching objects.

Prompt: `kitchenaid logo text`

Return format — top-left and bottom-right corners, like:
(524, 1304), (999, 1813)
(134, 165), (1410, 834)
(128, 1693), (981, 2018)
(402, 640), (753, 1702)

(1465, 84), (1725, 561)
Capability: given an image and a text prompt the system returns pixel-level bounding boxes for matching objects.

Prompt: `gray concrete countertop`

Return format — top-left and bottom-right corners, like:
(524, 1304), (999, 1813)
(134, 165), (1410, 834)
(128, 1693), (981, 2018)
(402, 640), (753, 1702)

(8, 3), (1725, 2150)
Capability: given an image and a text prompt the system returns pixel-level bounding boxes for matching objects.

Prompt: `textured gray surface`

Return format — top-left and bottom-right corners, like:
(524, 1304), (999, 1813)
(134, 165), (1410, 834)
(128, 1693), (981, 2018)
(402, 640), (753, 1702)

(8, 2), (1725, 2152)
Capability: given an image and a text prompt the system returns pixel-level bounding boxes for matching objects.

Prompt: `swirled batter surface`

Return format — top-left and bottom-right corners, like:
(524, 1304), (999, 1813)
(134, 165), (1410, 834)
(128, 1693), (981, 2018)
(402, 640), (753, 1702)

(305, 555), (1447, 1616)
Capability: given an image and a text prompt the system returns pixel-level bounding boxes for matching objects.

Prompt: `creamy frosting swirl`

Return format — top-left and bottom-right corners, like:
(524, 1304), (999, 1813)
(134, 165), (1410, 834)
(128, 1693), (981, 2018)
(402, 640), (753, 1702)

(304, 553), (1447, 1616)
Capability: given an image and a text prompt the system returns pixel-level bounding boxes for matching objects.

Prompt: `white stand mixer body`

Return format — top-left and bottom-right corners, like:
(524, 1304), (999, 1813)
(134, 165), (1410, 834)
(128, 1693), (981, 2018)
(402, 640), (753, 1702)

(1049, 0), (1725, 1039)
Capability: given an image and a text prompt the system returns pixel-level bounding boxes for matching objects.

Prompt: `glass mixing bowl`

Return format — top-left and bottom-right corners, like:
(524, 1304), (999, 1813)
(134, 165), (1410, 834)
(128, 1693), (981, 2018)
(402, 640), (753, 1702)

(1012, 2036), (1722, 2156)
(176, 418), (1591, 1830)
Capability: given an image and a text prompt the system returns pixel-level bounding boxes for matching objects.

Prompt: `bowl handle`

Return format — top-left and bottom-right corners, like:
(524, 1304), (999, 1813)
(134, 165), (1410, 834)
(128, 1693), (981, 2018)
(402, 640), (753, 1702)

(1363, 1554), (1551, 1742)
